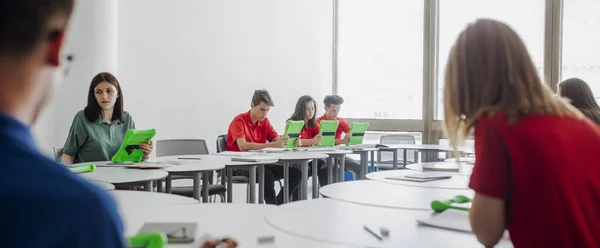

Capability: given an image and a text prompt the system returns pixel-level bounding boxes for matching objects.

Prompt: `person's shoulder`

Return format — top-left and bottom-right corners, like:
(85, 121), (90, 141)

(337, 117), (350, 125)
(73, 110), (88, 122)
(124, 111), (133, 122)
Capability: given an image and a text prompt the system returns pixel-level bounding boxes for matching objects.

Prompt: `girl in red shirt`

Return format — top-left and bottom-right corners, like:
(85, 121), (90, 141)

(288, 95), (329, 187)
(443, 19), (600, 247)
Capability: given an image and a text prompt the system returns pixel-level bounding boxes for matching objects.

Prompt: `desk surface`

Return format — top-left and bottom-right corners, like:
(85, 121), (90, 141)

(320, 180), (473, 210)
(406, 162), (473, 176)
(120, 203), (351, 248)
(379, 144), (474, 153)
(366, 169), (470, 190)
(91, 180), (115, 190)
(265, 199), (512, 248)
(111, 190), (199, 208)
(80, 167), (168, 184)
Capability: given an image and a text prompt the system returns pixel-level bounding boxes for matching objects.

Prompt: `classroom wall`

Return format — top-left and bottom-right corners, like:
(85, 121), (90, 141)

(116, 0), (333, 154)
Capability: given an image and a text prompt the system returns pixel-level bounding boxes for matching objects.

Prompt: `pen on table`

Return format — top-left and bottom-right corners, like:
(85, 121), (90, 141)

(177, 157), (202, 160)
(363, 225), (383, 241)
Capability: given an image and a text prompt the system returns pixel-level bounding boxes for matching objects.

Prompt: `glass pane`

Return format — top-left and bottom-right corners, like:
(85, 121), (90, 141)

(561, 0), (600, 102)
(338, 0), (423, 119)
(436, 0), (546, 119)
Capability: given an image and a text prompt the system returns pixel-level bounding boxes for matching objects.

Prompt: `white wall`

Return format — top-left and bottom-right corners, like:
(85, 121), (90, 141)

(117, 0), (333, 153)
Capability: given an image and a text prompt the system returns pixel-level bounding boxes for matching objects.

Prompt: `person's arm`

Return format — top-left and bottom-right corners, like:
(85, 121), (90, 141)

(71, 193), (125, 247)
(299, 126), (322, 147)
(62, 113), (88, 165)
(334, 120), (351, 145)
(468, 118), (508, 247)
(236, 138), (285, 151)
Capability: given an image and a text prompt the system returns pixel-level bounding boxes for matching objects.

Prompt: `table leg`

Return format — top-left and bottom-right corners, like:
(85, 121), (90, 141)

(144, 181), (153, 192)
(165, 175), (172, 193)
(327, 156), (334, 184)
(338, 155), (346, 182)
(300, 160), (309, 200)
(283, 162), (290, 204)
(312, 159), (318, 199)
(227, 168), (233, 203)
(403, 148), (408, 168)
(156, 179), (163, 192)
(359, 152), (368, 180)
(202, 171), (210, 203)
(248, 165), (257, 203)
(193, 172), (201, 201)
(258, 164), (265, 204)
(370, 150), (375, 172)
(393, 149), (399, 170)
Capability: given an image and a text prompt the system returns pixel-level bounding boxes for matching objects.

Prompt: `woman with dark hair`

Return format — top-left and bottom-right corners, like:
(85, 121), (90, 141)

(558, 78), (600, 125)
(61, 72), (153, 164)
(288, 95), (329, 187)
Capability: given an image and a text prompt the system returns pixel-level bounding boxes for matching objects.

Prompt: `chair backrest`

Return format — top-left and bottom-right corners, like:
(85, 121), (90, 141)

(378, 134), (417, 163)
(156, 139), (209, 157)
(216, 135), (227, 153)
(53, 147), (64, 162)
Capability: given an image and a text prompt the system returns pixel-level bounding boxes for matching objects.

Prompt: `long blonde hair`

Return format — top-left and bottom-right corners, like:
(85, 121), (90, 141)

(443, 19), (581, 148)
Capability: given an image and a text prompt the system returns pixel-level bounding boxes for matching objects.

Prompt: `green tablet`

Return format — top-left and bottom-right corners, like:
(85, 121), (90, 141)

(316, 120), (339, 147)
(111, 129), (157, 163)
(283, 120), (305, 148)
(346, 122), (369, 146)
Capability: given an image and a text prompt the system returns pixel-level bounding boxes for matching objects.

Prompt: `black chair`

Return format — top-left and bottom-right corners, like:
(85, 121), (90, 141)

(156, 139), (226, 202)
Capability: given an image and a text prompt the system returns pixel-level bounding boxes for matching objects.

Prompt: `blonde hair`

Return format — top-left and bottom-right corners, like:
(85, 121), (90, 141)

(443, 19), (581, 148)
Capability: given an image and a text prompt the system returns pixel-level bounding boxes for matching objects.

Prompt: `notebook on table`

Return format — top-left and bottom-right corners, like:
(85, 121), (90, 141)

(386, 172), (452, 182)
(422, 163), (460, 172)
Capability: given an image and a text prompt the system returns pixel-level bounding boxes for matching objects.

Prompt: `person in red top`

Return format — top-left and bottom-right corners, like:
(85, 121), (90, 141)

(443, 19), (600, 248)
(226, 89), (301, 205)
(316, 95), (362, 177)
(287, 95), (328, 187)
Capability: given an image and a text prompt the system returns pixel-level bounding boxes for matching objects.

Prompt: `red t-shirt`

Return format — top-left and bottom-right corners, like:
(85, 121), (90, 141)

(299, 124), (320, 140)
(316, 114), (350, 139)
(226, 111), (278, 152)
(469, 112), (600, 248)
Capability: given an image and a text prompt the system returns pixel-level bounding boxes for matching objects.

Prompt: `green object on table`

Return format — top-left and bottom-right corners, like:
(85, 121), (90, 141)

(346, 122), (369, 146)
(129, 232), (168, 248)
(111, 129), (157, 163)
(283, 120), (305, 148)
(70, 164), (96, 174)
(316, 120), (339, 147)
(431, 195), (472, 213)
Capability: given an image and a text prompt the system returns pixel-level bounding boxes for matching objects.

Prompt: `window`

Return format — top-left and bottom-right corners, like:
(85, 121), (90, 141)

(337, 0), (424, 119)
(436, 0), (546, 119)
(561, 0), (600, 100)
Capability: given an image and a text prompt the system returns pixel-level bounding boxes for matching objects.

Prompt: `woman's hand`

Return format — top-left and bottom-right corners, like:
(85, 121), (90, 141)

(294, 139), (302, 147)
(312, 135), (323, 144)
(139, 140), (153, 160)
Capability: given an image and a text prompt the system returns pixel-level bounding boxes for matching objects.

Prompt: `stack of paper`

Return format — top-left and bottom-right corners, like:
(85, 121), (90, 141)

(385, 172), (452, 182)
(417, 209), (472, 233)
(124, 162), (171, 169)
(422, 163), (460, 172)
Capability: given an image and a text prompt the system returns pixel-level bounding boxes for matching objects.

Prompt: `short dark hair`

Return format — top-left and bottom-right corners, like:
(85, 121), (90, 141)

(0, 0), (75, 57)
(323, 95), (344, 107)
(252, 89), (274, 106)
(84, 72), (125, 122)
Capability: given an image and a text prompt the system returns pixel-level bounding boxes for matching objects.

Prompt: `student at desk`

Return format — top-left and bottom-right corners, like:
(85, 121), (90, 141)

(558, 78), (600, 125)
(227, 89), (301, 205)
(61, 72), (153, 164)
(288, 95), (328, 187)
(316, 95), (362, 177)
(443, 19), (600, 248)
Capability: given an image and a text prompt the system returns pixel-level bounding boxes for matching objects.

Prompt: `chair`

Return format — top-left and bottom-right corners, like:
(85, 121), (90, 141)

(53, 147), (64, 163)
(156, 139), (226, 201)
(377, 134), (419, 170)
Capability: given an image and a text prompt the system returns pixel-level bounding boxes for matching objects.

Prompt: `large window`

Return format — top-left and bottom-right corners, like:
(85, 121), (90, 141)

(436, 0), (546, 119)
(337, 0), (423, 119)
(561, 0), (600, 100)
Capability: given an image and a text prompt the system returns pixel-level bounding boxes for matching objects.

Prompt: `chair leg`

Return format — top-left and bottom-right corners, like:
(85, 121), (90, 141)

(246, 184), (251, 203)
(219, 193), (225, 203)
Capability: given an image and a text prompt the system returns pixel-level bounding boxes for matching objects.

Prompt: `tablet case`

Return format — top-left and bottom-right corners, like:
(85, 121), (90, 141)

(283, 120), (305, 148)
(111, 129), (157, 163)
(316, 120), (339, 147)
(346, 122), (369, 146)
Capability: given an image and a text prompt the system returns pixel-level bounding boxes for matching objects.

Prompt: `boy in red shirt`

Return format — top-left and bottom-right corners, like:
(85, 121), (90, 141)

(226, 90), (301, 205)
(316, 95), (362, 177)
(444, 19), (600, 248)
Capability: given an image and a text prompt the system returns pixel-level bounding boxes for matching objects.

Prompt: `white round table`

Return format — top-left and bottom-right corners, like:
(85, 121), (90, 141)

(265, 199), (512, 248)
(120, 203), (350, 248)
(156, 155), (227, 202)
(110, 190), (198, 209)
(406, 162), (473, 176)
(79, 167), (168, 191)
(320, 180), (473, 210)
(276, 152), (329, 202)
(91, 180), (115, 191)
(366, 170), (470, 190)
(445, 157), (476, 164)
(378, 144), (474, 168)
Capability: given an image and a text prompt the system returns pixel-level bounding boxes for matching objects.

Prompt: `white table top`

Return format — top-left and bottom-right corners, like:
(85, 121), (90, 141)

(265, 199), (512, 248)
(80, 167), (168, 184)
(274, 152), (329, 161)
(320, 180), (473, 210)
(444, 157), (476, 164)
(366, 170), (470, 190)
(156, 155), (226, 173)
(406, 162), (473, 176)
(120, 203), (351, 248)
(110, 190), (199, 209)
(379, 144), (474, 153)
(91, 180), (115, 191)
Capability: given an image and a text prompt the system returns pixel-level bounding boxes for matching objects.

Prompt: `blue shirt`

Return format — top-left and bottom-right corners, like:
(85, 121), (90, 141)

(0, 111), (125, 247)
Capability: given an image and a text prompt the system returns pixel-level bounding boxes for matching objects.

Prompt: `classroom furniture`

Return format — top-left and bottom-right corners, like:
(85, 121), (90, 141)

(377, 134), (419, 170)
(320, 180), (473, 210)
(378, 144), (474, 169)
(265, 198), (513, 248)
(276, 152), (329, 203)
(406, 162), (473, 176)
(366, 169), (470, 190)
(53, 147), (64, 162)
(109, 190), (198, 209)
(78, 166), (168, 191)
(91, 180), (115, 191)
(344, 147), (379, 180)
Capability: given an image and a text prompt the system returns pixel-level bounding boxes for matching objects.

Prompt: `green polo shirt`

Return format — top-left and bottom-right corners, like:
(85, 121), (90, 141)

(63, 110), (136, 163)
